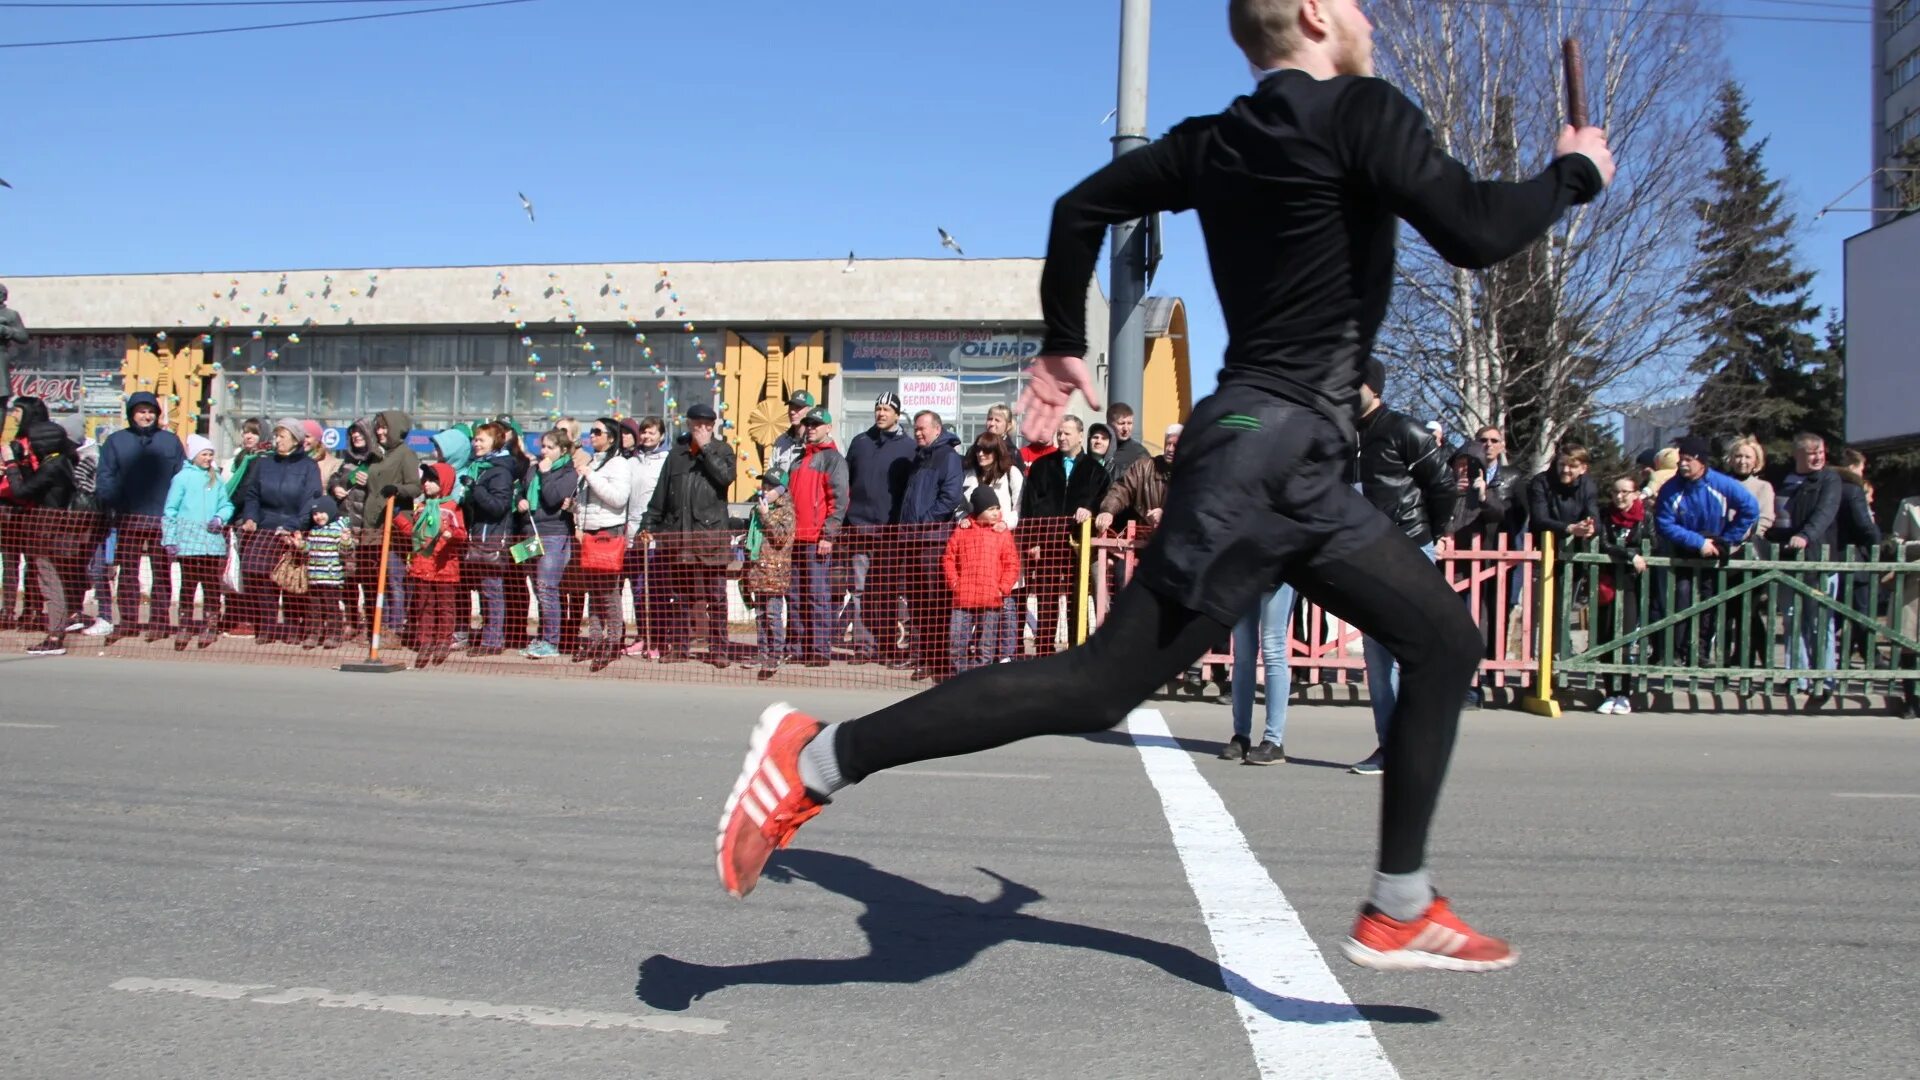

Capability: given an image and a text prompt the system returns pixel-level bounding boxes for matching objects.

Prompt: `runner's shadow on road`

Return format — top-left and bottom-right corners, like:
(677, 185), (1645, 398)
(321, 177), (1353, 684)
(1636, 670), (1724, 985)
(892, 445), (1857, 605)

(635, 850), (1438, 1026)
(1077, 730), (1353, 771)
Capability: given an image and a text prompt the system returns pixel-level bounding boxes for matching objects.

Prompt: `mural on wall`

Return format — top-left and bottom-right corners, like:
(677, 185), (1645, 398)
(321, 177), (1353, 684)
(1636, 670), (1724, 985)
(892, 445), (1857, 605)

(719, 331), (837, 502)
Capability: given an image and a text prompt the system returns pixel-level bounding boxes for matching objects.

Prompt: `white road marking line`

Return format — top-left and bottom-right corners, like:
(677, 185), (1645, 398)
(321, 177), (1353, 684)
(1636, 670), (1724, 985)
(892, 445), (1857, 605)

(1127, 710), (1399, 1080)
(0, 722), (58, 729)
(113, 978), (272, 999)
(1833, 792), (1920, 799)
(111, 978), (725, 1035)
(884, 769), (1052, 781)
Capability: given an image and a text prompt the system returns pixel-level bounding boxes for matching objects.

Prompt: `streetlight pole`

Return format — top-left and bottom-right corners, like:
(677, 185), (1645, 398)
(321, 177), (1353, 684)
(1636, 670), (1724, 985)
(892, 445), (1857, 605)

(1107, 0), (1150, 415)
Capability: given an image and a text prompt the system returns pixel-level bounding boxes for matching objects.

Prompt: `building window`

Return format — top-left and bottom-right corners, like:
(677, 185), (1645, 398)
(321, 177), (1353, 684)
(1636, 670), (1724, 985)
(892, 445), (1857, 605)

(1891, 0), (1920, 36)
(458, 373), (507, 417)
(1892, 45), (1920, 93)
(411, 375), (456, 421)
(266, 374), (310, 418)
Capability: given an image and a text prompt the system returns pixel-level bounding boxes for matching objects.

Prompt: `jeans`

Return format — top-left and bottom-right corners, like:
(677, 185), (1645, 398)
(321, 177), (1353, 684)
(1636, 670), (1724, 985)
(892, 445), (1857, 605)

(757, 595), (787, 664)
(950, 607), (1002, 673)
(799, 543), (834, 661)
(384, 549), (410, 633)
(1785, 570), (1840, 692)
(838, 550), (876, 655)
(477, 573), (506, 649)
(1363, 543), (1438, 746)
(535, 533), (570, 646)
(1230, 583), (1298, 746)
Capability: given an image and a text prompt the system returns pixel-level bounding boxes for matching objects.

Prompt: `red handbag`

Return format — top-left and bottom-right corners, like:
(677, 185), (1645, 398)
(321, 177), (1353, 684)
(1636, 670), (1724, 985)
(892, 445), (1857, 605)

(578, 529), (626, 573)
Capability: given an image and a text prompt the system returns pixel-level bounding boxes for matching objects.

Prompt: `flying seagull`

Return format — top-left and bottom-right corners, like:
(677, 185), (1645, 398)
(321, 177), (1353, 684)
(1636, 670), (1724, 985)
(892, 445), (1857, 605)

(843, 250), (856, 274)
(517, 191), (535, 223)
(938, 227), (964, 256)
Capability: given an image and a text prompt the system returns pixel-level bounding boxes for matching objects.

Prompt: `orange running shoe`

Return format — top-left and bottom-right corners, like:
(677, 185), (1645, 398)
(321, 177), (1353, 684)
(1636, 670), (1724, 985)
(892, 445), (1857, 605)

(1340, 896), (1518, 972)
(716, 703), (828, 899)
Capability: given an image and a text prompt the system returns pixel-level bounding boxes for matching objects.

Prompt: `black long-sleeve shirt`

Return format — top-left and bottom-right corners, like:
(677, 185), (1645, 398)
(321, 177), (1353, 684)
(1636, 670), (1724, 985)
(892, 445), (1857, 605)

(1039, 71), (1603, 442)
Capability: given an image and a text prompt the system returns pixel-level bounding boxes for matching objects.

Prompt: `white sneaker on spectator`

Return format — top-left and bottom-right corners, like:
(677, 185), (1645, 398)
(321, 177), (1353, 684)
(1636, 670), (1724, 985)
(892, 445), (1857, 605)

(65, 617), (90, 634)
(83, 619), (114, 637)
(1595, 697), (1615, 714)
(1611, 697), (1633, 715)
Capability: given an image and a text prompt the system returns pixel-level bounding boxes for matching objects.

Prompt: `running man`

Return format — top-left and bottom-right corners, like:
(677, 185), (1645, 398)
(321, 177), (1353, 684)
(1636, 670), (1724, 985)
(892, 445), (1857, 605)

(717, 0), (1613, 973)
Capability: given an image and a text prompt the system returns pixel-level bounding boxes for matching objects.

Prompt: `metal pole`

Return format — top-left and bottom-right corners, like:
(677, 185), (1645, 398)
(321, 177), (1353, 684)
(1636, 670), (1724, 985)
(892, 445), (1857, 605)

(1107, 0), (1150, 415)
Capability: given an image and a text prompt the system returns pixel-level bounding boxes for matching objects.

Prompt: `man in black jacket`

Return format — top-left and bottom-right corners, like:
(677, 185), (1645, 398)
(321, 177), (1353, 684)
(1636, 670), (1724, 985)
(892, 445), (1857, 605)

(843, 392), (915, 664)
(1768, 432), (1844, 701)
(1351, 357), (1457, 774)
(1019, 415), (1111, 655)
(715, 0), (1614, 972)
(638, 403), (737, 666)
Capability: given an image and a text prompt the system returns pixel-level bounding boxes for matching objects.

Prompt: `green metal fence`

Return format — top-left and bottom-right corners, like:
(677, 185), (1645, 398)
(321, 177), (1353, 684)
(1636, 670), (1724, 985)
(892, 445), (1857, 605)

(1553, 544), (1920, 697)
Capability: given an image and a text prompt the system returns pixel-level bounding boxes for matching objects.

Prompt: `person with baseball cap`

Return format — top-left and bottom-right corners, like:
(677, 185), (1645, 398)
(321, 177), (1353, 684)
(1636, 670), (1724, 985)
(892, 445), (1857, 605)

(769, 389), (815, 478)
(636, 401), (736, 666)
(787, 407), (849, 666)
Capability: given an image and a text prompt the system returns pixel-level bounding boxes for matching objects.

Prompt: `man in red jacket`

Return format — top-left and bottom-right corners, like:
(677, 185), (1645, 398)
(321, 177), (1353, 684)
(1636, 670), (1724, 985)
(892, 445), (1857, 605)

(943, 486), (1020, 676)
(787, 408), (849, 666)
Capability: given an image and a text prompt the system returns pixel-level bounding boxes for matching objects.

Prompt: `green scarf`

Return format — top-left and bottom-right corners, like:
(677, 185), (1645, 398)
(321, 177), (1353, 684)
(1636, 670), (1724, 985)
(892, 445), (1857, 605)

(413, 497), (444, 554)
(746, 503), (767, 562)
(224, 450), (262, 502)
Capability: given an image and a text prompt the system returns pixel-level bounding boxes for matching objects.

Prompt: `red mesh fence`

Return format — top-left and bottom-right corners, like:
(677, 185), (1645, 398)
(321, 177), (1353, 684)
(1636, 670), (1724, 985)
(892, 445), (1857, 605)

(9, 508), (1902, 702)
(0, 509), (1107, 688)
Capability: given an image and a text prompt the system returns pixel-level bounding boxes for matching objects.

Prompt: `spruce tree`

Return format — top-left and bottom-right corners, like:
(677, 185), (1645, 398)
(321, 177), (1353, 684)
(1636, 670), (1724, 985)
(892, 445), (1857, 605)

(1681, 82), (1830, 461)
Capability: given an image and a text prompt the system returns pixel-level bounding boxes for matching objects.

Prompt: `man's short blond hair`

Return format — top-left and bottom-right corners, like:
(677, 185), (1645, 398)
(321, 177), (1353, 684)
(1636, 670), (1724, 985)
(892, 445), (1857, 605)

(1230, 0), (1304, 68)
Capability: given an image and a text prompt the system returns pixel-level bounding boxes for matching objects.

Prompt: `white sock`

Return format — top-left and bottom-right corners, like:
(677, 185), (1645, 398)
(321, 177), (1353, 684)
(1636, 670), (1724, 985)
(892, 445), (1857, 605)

(1369, 870), (1434, 922)
(796, 722), (847, 798)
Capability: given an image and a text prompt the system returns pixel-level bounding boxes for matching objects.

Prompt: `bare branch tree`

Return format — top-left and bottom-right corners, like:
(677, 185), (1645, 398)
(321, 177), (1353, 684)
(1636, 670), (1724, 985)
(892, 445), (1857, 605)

(1370, 0), (1724, 474)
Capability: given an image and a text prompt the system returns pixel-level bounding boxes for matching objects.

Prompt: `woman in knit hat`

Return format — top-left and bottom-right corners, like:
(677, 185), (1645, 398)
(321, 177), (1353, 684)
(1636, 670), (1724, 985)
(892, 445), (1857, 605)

(236, 419), (323, 645)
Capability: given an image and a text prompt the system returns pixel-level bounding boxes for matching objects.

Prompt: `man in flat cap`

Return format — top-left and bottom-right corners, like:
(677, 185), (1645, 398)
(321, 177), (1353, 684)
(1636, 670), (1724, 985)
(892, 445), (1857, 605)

(639, 401), (737, 666)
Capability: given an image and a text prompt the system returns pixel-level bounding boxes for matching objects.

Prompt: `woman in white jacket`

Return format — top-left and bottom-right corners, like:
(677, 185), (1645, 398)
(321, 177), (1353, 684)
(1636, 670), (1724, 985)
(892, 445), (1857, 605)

(624, 417), (671, 657)
(572, 416), (634, 668)
(962, 434), (1025, 662)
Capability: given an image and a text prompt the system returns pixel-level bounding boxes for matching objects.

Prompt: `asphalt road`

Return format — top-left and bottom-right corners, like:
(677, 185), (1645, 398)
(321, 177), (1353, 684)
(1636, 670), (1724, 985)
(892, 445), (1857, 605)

(2, 657), (1916, 1079)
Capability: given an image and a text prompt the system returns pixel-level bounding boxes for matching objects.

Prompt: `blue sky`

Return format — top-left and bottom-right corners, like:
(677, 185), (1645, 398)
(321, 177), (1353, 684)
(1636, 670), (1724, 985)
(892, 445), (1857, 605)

(0, 0), (1874, 404)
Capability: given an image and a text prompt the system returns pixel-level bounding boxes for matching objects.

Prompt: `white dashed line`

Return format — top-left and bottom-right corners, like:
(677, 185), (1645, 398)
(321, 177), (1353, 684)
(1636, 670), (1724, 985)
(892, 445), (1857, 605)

(111, 977), (725, 1035)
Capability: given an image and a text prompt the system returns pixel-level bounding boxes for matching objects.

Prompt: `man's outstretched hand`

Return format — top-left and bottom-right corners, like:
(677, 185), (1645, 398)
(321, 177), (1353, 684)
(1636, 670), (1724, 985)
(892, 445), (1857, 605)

(1018, 354), (1102, 445)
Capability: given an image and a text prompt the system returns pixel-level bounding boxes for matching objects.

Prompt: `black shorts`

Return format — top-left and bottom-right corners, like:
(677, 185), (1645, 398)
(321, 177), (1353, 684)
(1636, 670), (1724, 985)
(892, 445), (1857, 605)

(1135, 385), (1387, 626)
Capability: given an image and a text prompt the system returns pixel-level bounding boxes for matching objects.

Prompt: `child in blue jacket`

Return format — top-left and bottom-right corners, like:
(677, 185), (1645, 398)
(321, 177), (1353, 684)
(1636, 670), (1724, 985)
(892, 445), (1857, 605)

(162, 434), (232, 649)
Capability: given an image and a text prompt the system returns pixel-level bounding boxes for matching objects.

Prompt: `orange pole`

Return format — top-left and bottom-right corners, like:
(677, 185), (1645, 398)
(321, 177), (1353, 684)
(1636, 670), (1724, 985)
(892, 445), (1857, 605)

(366, 495), (398, 662)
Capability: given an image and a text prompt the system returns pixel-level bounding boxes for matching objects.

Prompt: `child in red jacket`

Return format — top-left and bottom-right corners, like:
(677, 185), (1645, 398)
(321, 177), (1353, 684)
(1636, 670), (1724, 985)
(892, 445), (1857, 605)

(943, 486), (1021, 676)
(393, 461), (466, 668)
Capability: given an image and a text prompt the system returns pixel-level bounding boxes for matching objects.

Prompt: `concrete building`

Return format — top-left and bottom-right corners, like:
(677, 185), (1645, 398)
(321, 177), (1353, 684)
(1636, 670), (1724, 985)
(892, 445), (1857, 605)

(5, 258), (1192, 500)
(1875, 0), (1920, 224)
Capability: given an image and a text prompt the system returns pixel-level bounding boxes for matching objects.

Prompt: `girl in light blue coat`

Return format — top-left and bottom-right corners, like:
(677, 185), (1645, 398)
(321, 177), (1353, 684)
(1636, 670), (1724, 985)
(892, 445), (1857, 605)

(163, 434), (232, 649)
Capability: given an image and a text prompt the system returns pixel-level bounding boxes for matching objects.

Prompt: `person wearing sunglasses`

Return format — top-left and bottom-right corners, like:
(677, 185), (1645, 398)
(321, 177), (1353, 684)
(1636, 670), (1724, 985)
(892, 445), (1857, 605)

(570, 417), (634, 668)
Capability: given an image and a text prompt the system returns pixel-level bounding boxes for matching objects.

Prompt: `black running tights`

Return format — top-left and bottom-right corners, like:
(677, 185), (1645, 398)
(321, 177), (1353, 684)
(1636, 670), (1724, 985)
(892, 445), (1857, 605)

(834, 526), (1483, 875)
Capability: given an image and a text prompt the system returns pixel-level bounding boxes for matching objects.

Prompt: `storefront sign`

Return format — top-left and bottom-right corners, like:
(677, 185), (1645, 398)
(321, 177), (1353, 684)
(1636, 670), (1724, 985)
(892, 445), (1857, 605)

(844, 329), (1040, 373)
(899, 376), (960, 416)
(8, 372), (83, 408)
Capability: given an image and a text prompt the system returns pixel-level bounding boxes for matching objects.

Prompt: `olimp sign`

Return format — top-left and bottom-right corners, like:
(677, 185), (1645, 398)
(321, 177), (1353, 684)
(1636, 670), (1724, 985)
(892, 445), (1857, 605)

(842, 329), (1041, 374)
